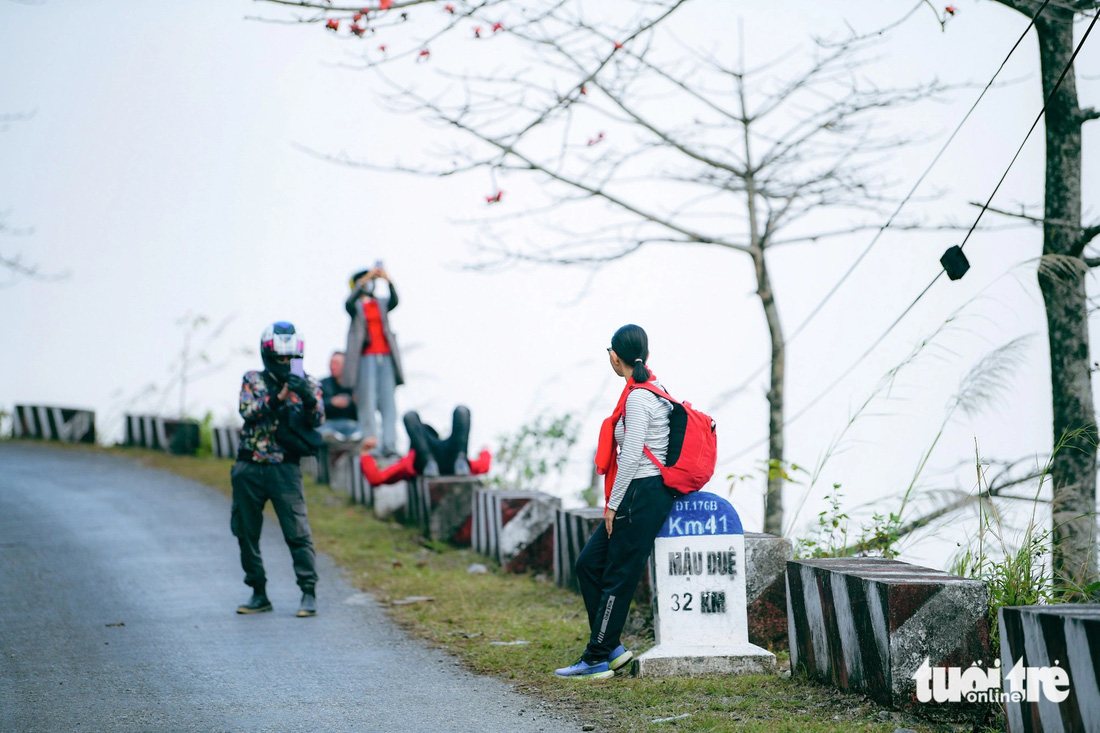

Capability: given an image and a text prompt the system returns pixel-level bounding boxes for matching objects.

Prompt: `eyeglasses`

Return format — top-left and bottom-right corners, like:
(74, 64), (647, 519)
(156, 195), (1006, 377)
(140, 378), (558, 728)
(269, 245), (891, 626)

(606, 347), (613, 354)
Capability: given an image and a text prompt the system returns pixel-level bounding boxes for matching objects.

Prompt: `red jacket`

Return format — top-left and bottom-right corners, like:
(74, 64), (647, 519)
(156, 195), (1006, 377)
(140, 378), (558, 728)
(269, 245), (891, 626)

(594, 373), (657, 508)
(361, 449), (492, 486)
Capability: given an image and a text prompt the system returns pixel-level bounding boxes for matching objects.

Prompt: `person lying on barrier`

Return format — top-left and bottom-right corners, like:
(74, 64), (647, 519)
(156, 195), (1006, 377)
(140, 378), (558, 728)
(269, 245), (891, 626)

(231, 321), (324, 619)
(359, 406), (491, 486)
(556, 324), (676, 680)
(318, 350), (359, 442)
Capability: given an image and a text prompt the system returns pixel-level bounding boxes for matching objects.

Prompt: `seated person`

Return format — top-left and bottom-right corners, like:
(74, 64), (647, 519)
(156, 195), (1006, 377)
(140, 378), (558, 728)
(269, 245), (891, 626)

(318, 351), (359, 441)
(360, 406), (490, 485)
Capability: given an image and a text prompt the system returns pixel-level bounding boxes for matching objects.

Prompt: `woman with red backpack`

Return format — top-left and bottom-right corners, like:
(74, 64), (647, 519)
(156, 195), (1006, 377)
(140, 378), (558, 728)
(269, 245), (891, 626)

(555, 324), (678, 680)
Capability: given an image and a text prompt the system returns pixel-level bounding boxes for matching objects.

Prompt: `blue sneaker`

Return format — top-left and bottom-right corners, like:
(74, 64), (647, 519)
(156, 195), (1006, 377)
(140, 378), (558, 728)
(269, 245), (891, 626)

(609, 645), (633, 671)
(554, 659), (614, 679)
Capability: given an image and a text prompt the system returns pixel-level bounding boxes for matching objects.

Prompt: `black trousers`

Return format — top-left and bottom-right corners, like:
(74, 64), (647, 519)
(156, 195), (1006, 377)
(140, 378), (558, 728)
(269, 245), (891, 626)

(404, 406), (471, 475)
(575, 474), (675, 663)
(230, 461), (317, 593)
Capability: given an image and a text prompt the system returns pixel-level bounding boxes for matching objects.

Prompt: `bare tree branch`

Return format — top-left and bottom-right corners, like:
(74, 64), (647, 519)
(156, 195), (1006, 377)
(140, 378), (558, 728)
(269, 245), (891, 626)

(257, 0), (958, 534)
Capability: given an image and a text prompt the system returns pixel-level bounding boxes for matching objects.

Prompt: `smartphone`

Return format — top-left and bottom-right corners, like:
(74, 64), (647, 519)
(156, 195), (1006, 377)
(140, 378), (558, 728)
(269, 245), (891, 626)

(290, 358), (305, 377)
(374, 259), (384, 270)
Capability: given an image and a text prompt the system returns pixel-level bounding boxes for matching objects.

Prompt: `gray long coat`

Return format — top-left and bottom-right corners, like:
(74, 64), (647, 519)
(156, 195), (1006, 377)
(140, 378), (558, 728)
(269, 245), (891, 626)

(340, 284), (405, 389)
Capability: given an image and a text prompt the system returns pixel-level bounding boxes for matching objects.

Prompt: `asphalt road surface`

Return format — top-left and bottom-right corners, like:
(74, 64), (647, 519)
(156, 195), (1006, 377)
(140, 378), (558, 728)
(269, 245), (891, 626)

(0, 443), (578, 732)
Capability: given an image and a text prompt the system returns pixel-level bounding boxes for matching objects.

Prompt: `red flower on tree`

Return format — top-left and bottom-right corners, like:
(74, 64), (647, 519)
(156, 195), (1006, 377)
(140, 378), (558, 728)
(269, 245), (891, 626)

(325, 18), (340, 31)
(418, 48), (431, 59)
(587, 132), (605, 146)
(350, 24), (366, 36)
(353, 11), (363, 21)
(473, 26), (482, 38)
(444, 4), (455, 13)
(945, 5), (957, 14)
(613, 41), (623, 50)
(492, 22), (504, 33)
(486, 190), (503, 204)
(580, 85), (587, 95)
(378, 44), (388, 51)
(379, 0), (393, 9)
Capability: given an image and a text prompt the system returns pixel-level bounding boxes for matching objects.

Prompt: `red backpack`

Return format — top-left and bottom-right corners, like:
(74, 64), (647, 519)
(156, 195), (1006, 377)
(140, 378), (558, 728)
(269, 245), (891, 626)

(630, 382), (718, 494)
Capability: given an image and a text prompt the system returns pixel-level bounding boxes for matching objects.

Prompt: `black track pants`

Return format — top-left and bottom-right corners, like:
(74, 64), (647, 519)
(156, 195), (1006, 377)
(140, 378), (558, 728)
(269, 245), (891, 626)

(575, 475), (675, 663)
(230, 461), (317, 593)
(404, 406), (471, 475)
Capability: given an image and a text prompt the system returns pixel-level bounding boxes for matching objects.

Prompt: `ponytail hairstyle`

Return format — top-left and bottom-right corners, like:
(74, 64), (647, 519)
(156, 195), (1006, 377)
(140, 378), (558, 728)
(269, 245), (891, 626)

(611, 324), (651, 383)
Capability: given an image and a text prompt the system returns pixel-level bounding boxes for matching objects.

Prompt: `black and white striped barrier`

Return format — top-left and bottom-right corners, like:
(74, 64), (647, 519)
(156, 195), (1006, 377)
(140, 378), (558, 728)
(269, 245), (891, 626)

(787, 558), (989, 722)
(1000, 604), (1100, 732)
(472, 488), (561, 573)
(124, 414), (200, 455)
(553, 506), (605, 591)
(211, 426), (240, 459)
(12, 404), (95, 444)
(407, 476), (480, 544)
(329, 448), (370, 506)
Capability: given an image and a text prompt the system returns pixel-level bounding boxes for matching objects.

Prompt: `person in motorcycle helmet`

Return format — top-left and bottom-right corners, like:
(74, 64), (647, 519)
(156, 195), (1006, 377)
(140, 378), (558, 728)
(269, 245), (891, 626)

(230, 321), (325, 618)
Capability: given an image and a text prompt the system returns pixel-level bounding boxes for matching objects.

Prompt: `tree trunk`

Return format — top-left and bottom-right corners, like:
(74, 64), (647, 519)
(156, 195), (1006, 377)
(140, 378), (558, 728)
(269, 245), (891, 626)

(753, 247), (786, 535)
(1030, 14), (1099, 596)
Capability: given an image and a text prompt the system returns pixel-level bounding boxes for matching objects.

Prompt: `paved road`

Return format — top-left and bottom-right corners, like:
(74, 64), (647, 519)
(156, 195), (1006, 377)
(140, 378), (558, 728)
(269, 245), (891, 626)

(0, 443), (576, 732)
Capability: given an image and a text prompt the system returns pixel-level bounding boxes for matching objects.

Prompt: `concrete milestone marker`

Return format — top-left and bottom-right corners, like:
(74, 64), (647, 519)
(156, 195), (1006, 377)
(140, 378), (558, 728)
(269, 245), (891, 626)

(634, 491), (777, 677)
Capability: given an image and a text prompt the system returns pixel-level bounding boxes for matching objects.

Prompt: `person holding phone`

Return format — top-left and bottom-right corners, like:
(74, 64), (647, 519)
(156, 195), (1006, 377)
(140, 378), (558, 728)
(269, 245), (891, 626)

(340, 262), (404, 457)
(232, 322), (324, 618)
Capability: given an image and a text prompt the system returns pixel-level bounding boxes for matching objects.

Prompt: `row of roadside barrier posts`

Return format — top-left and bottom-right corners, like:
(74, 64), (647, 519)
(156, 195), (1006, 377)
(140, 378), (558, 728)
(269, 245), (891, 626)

(635, 491), (777, 677)
(553, 506), (605, 591)
(210, 426), (240, 460)
(123, 414), (200, 455)
(327, 442), (370, 506)
(394, 475), (788, 670)
(472, 488), (561, 573)
(12, 404), (96, 443)
(548, 503), (655, 605)
(407, 476), (480, 545)
(786, 557), (990, 723)
(552, 506), (792, 651)
(999, 604), (1100, 733)
(328, 445), (406, 520)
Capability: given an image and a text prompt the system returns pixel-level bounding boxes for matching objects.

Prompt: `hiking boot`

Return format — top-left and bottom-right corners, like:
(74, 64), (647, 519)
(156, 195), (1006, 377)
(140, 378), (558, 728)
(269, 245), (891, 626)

(237, 590), (272, 615)
(609, 645), (633, 671)
(554, 659), (613, 679)
(297, 591), (317, 617)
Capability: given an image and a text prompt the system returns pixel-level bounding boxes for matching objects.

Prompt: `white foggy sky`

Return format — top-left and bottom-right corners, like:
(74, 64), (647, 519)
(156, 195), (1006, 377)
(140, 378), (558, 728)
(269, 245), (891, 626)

(2, 0), (1098, 568)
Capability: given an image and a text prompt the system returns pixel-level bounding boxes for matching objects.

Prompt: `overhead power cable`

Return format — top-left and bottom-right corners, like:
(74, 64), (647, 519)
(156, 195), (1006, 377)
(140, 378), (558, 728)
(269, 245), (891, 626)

(710, 0), (1052, 412)
(723, 3), (1099, 465)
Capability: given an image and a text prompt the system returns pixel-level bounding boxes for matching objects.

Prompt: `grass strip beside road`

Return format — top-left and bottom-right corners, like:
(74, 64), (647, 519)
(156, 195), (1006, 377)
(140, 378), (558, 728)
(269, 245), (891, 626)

(72, 444), (953, 732)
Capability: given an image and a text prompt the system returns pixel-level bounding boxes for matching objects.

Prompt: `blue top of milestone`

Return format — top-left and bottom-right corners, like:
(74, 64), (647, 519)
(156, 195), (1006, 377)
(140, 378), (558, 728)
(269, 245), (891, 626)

(657, 491), (743, 538)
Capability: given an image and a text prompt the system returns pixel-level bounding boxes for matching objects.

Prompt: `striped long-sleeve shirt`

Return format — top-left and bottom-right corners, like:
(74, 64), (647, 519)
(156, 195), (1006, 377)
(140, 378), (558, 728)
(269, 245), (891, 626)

(608, 381), (672, 511)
